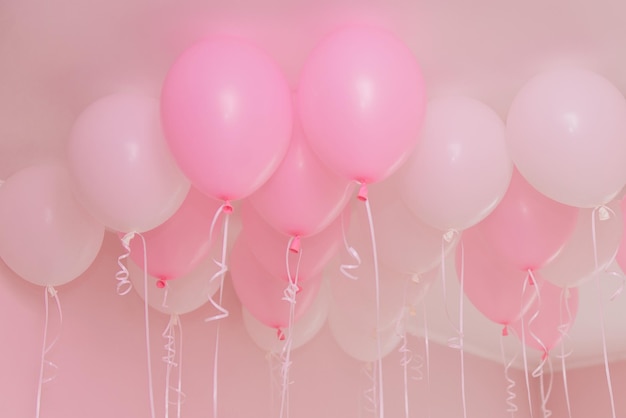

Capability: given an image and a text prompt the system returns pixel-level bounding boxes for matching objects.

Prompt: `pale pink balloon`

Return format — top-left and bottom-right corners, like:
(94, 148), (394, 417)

(249, 103), (352, 238)
(539, 200), (623, 287)
(126, 188), (222, 281)
(400, 96), (512, 231)
(458, 228), (537, 326)
(617, 196), (626, 273)
(67, 93), (190, 233)
(507, 68), (626, 208)
(510, 283), (579, 354)
(242, 278), (331, 353)
(0, 162), (105, 287)
(477, 170), (579, 271)
(240, 202), (345, 283)
(376, 198), (459, 275)
(128, 253), (220, 316)
(328, 302), (402, 363)
(229, 237), (322, 329)
(161, 36), (292, 201)
(298, 26), (426, 184)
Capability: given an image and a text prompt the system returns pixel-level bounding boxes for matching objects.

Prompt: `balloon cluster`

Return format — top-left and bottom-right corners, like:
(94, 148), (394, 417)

(2, 25), (626, 361)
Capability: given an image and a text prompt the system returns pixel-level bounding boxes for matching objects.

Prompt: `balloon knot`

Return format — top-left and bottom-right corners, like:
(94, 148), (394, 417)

(295, 284), (302, 294)
(598, 205), (610, 221)
(541, 351), (548, 361)
(156, 279), (166, 289)
(357, 183), (368, 202)
(289, 236), (301, 254)
(276, 328), (286, 341)
(443, 229), (457, 243)
(502, 325), (509, 337)
(223, 201), (233, 214)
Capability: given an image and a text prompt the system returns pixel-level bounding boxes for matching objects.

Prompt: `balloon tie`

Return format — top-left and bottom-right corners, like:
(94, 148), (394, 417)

(591, 207), (617, 418)
(206, 205), (231, 418)
(362, 190), (385, 418)
(115, 232), (136, 295)
(278, 236), (303, 418)
(135, 232), (157, 418)
(35, 285), (63, 418)
(499, 331), (519, 416)
(340, 209), (361, 281)
(163, 314), (185, 418)
(502, 325), (509, 337)
(160, 280), (170, 308)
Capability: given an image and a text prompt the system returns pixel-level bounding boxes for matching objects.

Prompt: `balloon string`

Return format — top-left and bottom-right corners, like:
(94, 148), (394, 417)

(362, 362), (377, 414)
(266, 351), (282, 417)
(557, 288), (573, 418)
(422, 303), (432, 418)
(439, 230), (461, 337)
(538, 357), (554, 418)
(591, 206), (617, 418)
(526, 270), (549, 378)
(35, 286), (62, 418)
(278, 236), (303, 418)
(362, 192), (384, 418)
(518, 280), (534, 418)
(397, 330), (411, 418)
(162, 282), (170, 308)
(206, 205), (231, 418)
(163, 314), (185, 418)
(499, 332), (519, 417)
(116, 232), (136, 295)
(340, 209), (361, 281)
(458, 242), (467, 418)
(136, 232), (157, 418)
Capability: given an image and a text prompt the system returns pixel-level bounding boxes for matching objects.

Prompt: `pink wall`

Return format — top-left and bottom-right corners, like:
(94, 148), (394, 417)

(546, 359), (626, 417)
(1, 233), (531, 417)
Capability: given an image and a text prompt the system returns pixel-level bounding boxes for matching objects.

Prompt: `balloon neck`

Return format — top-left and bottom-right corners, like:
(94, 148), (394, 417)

(502, 325), (509, 337)
(156, 279), (167, 289)
(541, 351), (548, 361)
(289, 235), (301, 254)
(223, 201), (233, 214)
(276, 328), (286, 341)
(357, 183), (368, 202)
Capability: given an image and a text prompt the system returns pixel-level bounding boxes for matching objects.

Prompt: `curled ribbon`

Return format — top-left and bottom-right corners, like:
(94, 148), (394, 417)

(362, 362), (378, 415)
(115, 232), (136, 296)
(163, 314), (185, 418)
(340, 209), (361, 281)
(556, 288), (574, 418)
(499, 332), (519, 416)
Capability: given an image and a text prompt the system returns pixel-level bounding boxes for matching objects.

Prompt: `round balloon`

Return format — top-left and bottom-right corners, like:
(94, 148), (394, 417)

(126, 188), (222, 281)
(161, 36), (293, 201)
(67, 93), (190, 233)
(477, 170), (578, 271)
(400, 96), (512, 231)
(128, 253), (221, 316)
(0, 162), (105, 287)
(506, 68), (626, 208)
(298, 26), (426, 183)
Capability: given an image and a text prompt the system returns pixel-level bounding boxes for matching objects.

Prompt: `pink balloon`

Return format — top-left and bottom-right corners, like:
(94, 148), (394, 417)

(457, 228), (537, 326)
(510, 283), (579, 354)
(161, 36), (293, 201)
(67, 93), (190, 233)
(477, 170), (579, 271)
(298, 26), (426, 184)
(249, 104), (352, 238)
(229, 237), (322, 329)
(540, 200), (623, 287)
(0, 162), (105, 287)
(617, 196), (626, 273)
(400, 96), (512, 231)
(507, 68), (626, 208)
(125, 188), (222, 281)
(128, 252), (221, 316)
(240, 202), (344, 283)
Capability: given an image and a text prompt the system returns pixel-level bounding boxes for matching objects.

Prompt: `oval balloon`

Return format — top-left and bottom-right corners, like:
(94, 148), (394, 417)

(477, 170), (578, 271)
(507, 68), (626, 208)
(67, 93), (190, 233)
(0, 162), (105, 287)
(161, 36), (292, 201)
(298, 26), (426, 183)
(400, 96), (512, 231)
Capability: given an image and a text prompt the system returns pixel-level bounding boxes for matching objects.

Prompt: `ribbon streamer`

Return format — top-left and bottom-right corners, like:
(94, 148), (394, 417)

(205, 203), (232, 418)
(163, 314), (185, 418)
(556, 288), (574, 418)
(591, 206), (617, 418)
(35, 285), (63, 418)
(115, 232), (136, 295)
(278, 236), (303, 418)
(499, 332), (519, 417)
